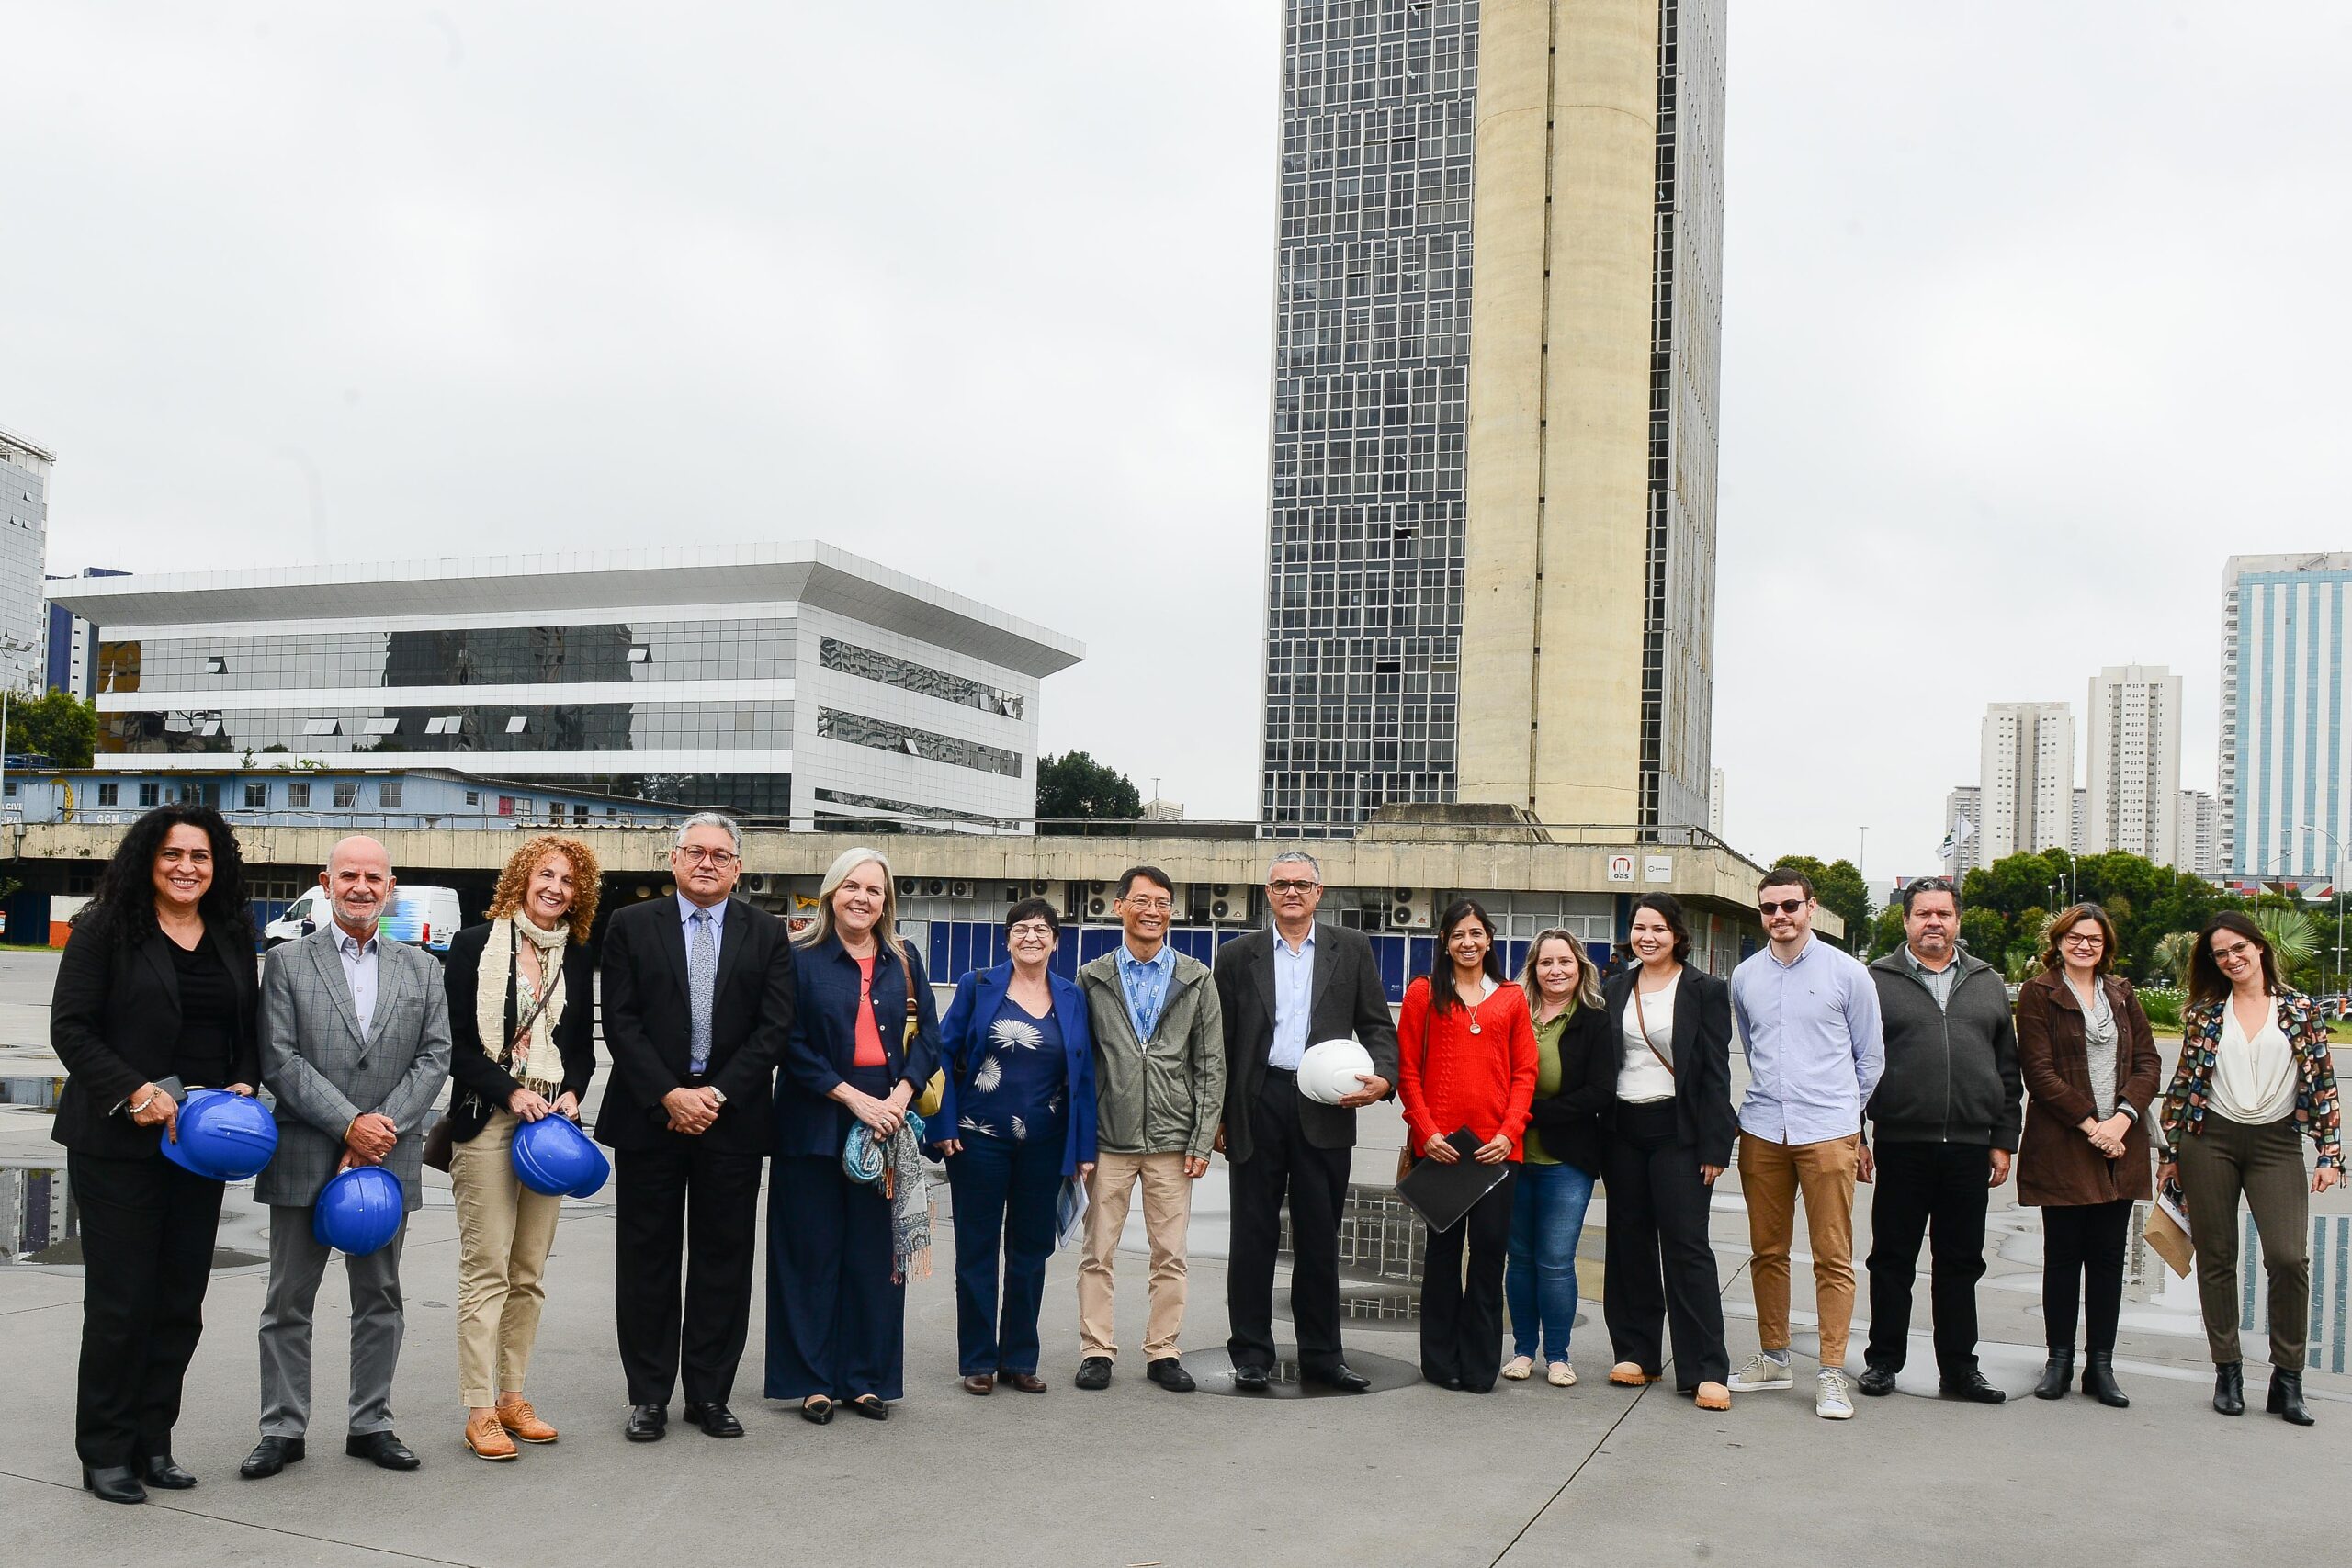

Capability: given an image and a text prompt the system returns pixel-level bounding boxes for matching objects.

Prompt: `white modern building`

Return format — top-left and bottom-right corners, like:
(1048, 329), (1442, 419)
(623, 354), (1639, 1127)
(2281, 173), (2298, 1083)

(2220, 553), (2352, 882)
(1980, 702), (2075, 862)
(2084, 663), (2181, 861)
(0, 426), (54, 693)
(2175, 787), (2219, 878)
(1943, 784), (1985, 877)
(45, 544), (1085, 831)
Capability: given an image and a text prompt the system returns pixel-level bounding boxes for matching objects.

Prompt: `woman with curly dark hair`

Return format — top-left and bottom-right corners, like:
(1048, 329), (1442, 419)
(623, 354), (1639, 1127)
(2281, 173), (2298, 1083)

(440, 834), (603, 1459)
(50, 803), (258, 1503)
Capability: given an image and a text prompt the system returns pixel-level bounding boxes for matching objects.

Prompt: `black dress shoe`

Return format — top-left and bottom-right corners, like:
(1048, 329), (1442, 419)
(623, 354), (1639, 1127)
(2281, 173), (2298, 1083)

(1231, 1365), (1272, 1393)
(1146, 1357), (1196, 1393)
(82, 1465), (146, 1505)
(847, 1395), (889, 1421)
(1857, 1364), (1898, 1398)
(800, 1397), (834, 1425)
(239, 1437), (305, 1479)
(2080, 1352), (2129, 1409)
(345, 1431), (421, 1470)
(1939, 1369), (2007, 1404)
(1303, 1364), (1370, 1393)
(684, 1403), (744, 1438)
(138, 1454), (197, 1489)
(1075, 1357), (1113, 1391)
(2213, 1360), (2245, 1416)
(2269, 1368), (2314, 1427)
(624, 1404), (667, 1442)
(2034, 1353), (2073, 1400)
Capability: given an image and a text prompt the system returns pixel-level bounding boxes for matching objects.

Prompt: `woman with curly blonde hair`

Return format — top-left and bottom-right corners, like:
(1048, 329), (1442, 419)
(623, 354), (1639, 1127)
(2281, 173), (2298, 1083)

(441, 835), (603, 1459)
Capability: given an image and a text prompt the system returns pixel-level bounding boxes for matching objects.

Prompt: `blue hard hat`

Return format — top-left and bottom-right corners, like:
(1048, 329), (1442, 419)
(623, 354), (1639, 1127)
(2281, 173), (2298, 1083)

(159, 1089), (279, 1182)
(311, 1165), (404, 1256)
(511, 1114), (609, 1200)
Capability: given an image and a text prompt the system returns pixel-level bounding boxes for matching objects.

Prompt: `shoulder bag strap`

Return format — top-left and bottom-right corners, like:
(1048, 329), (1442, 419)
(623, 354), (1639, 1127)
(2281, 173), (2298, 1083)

(1631, 983), (1676, 1077)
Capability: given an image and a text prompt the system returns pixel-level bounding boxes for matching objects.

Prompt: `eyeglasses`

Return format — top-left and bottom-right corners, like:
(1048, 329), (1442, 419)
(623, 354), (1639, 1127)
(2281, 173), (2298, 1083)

(1268, 879), (1321, 896)
(1007, 922), (1057, 941)
(2062, 932), (2104, 947)
(1759, 898), (1808, 916)
(2211, 940), (2257, 961)
(1122, 896), (1173, 912)
(674, 847), (741, 867)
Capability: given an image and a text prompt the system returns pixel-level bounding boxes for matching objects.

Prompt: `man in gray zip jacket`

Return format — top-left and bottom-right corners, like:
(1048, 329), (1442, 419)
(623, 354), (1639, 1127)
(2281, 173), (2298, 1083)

(1858, 877), (2021, 1404)
(1072, 866), (1226, 1393)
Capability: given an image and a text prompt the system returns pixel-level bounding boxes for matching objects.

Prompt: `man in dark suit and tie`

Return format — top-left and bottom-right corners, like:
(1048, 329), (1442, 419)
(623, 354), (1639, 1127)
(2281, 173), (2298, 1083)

(595, 812), (795, 1442)
(243, 836), (451, 1479)
(1212, 851), (1399, 1392)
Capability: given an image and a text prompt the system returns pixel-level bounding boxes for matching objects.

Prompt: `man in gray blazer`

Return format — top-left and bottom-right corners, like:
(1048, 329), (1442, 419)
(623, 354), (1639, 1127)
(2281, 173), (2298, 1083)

(241, 836), (451, 1479)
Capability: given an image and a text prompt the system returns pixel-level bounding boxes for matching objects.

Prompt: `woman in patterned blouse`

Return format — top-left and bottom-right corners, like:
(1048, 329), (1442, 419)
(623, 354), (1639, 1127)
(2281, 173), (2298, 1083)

(929, 898), (1099, 1394)
(2158, 911), (2343, 1426)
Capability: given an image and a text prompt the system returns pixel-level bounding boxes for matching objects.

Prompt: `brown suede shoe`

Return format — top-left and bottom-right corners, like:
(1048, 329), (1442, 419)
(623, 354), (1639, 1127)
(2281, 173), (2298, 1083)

(465, 1411), (518, 1461)
(496, 1395), (558, 1444)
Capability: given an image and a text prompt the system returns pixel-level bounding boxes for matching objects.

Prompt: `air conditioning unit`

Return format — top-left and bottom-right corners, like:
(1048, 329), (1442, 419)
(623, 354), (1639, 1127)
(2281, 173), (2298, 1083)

(1388, 888), (1434, 930)
(740, 873), (770, 895)
(1003, 884), (1024, 903)
(949, 881), (970, 899)
(1210, 896), (1238, 921)
(896, 878), (918, 898)
(925, 879), (946, 897)
(1087, 887), (1112, 919)
(1031, 879), (1051, 895)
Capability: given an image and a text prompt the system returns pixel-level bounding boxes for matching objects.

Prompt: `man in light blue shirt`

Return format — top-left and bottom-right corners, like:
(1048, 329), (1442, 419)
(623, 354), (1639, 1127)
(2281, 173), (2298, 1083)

(1724, 867), (1884, 1419)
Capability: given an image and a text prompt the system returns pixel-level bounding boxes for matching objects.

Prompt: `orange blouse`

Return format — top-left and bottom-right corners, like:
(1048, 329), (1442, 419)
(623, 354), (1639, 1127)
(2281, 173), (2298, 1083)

(1396, 976), (1540, 1159)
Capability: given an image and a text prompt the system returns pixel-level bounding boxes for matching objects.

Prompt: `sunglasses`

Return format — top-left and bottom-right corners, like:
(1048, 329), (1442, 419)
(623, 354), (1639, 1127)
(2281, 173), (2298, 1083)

(1759, 898), (1808, 916)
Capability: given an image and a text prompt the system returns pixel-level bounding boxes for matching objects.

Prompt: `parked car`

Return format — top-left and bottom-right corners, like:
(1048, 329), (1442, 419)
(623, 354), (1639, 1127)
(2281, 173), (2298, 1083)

(263, 884), (464, 956)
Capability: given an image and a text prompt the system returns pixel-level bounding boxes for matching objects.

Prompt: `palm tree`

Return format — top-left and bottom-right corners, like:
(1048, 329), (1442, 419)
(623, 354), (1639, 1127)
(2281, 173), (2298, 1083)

(2253, 907), (2320, 989)
(2154, 931), (2198, 986)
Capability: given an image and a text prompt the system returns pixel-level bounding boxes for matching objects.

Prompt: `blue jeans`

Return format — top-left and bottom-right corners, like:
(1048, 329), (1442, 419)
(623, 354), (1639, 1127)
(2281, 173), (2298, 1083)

(1505, 1160), (1595, 1361)
(945, 1133), (1065, 1376)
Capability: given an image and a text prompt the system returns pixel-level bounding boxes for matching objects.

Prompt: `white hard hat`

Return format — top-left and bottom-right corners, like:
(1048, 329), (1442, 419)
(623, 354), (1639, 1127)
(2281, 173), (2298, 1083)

(1296, 1038), (1377, 1105)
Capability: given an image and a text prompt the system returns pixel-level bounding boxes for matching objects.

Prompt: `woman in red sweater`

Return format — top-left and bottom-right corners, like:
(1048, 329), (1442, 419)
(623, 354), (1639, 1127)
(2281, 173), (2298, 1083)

(1398, 899), (1539, 1392)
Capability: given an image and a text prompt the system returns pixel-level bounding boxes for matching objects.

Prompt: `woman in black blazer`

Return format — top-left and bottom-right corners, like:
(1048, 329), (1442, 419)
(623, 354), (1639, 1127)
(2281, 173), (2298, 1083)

(50, 805), (260, 1504)
(440, 836), (601, 1461)
(1600, 893), (1736, 1410)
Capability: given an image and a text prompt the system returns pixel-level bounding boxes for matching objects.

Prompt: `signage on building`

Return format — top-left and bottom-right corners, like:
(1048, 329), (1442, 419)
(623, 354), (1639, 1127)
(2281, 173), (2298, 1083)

(1645, 855), (1673, 883)
(1607, 854), (1635, 884)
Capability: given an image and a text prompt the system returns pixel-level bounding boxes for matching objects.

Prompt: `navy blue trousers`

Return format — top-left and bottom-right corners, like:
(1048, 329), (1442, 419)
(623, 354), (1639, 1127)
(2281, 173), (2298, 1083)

(764, 1155), (905, 1402)
(946, 1134), (1064, 1376)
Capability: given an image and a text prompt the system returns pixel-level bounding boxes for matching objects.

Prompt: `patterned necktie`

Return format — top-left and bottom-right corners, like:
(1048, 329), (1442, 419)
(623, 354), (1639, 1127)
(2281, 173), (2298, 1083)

(688, 909), (717, 1074)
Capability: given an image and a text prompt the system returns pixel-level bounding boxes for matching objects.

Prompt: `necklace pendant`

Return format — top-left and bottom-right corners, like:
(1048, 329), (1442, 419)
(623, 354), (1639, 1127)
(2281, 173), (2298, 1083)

(1468, 1019), (1482, 1035)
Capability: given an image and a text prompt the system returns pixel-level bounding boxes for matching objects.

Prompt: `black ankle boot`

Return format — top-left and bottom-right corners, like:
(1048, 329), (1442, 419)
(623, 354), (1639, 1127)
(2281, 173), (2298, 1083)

(2080, 1352), (2129, 1408)
(2213, 1361), (2245, 1416)
(2268, 1367), (2313, 1426)
(2033, 1352), (2073, 1400)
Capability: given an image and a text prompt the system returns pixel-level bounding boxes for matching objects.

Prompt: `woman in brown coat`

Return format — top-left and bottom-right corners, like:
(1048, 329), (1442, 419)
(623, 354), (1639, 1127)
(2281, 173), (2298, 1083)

(2014, 903), (2161, 1408)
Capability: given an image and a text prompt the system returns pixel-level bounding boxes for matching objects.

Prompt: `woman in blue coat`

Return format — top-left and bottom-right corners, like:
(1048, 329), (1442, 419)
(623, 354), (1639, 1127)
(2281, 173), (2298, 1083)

(928, 898), (1099, 1394)
(767, 848), (941, 1423)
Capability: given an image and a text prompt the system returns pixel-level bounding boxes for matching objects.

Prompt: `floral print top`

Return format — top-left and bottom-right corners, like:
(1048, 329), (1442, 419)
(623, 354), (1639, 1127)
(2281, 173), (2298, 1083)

(2162, 989), (2342, 1168)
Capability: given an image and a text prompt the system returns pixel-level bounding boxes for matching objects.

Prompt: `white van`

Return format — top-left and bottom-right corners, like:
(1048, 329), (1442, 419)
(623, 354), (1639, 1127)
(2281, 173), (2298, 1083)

(263, 885), (466, 956)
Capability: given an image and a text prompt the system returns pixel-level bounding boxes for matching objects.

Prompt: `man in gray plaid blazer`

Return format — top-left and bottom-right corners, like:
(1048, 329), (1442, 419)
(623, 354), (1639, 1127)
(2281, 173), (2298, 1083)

(242, 836), (451, 1480)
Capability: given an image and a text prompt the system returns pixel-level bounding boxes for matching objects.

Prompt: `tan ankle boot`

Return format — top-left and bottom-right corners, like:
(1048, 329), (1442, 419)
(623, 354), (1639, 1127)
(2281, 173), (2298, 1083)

(496, 1394), (558, 1444)
(466, 1409), (518, 1460)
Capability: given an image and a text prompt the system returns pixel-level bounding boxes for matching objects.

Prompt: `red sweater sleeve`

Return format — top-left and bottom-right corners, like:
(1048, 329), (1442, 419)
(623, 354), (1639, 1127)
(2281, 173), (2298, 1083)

(1498, 988), (1540, 1149)
(1396, 979), (1436, 1149)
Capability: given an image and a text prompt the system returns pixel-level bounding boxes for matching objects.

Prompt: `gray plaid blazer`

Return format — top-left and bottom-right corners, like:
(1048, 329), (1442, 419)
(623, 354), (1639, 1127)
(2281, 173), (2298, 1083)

(254, 925), (453, 1211)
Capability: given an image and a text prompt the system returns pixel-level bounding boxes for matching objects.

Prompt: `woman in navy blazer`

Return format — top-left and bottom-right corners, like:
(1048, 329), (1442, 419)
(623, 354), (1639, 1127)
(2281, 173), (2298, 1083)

(767, 849), (941, 1422)
(927, 898), (1099, 1393)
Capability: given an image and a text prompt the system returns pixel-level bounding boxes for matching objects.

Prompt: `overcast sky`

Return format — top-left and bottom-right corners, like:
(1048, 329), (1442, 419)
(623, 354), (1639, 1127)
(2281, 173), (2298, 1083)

(7, 4), (2346, 874)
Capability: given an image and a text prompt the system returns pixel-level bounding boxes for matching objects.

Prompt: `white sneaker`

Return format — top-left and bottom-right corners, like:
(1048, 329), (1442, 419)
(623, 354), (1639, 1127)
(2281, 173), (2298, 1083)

(1546, 1360), (1577, 1387)
(1815, 1368), (1854, 1419)
(1726, 1352), (1793, 1392)
(1501, 1355), (1534, 1381)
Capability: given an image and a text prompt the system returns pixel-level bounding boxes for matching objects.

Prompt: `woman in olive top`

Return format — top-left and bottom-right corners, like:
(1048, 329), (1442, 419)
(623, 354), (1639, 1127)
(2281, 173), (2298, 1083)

(1501, 930), (1613, 1387)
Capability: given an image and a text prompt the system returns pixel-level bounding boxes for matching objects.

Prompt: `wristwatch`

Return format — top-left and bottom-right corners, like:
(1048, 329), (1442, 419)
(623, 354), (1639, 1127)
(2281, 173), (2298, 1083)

(707, 1087), (729, 1106)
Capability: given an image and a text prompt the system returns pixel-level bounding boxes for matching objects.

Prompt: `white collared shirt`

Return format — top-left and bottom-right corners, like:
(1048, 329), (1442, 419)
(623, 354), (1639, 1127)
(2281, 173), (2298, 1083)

(334, 926), (380, 1036)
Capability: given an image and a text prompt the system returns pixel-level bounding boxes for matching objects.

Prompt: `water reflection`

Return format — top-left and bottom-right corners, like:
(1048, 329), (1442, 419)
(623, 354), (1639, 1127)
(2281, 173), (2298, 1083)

(0, 1161), (269, 1269)
(0, 1075), (62, 1110)
(1186, 1346), (1422, 1398)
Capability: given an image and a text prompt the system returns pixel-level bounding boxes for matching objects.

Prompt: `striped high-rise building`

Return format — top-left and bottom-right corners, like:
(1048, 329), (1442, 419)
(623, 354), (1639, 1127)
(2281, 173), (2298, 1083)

(1256, 0), (1725, 835)
(2221, 553), (2352, 883)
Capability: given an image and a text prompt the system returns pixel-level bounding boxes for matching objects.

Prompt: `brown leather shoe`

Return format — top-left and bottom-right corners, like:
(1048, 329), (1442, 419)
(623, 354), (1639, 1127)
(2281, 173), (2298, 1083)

(495, 1395), (558, 1444)
(465, 1411), (518, 1461)
(1001, 1371), (1047, 1393)
(961, 1373), (995, 1395)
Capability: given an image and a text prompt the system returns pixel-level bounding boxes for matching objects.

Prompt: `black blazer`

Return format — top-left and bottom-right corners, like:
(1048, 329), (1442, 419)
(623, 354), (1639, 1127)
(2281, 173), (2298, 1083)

(1524, 1003), (1616, 1176)
(1212, 923), (1401, 1164)
(50, 906), (262, 1158)
(593, 895), (797, 1156)
(1603, 965), (1736, 1168)
(441, 921), (599, 1143)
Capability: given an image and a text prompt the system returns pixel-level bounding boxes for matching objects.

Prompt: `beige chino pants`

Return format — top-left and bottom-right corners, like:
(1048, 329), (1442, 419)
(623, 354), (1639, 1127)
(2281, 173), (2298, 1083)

(1077, 1150), (1192, 1360)
(1738, 1131), (1860, 1368)
(449, 1109), (564, 1407)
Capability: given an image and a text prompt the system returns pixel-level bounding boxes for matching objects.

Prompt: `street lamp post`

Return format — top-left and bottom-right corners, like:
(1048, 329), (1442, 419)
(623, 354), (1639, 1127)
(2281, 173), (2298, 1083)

(2300, 822), (2347, 997)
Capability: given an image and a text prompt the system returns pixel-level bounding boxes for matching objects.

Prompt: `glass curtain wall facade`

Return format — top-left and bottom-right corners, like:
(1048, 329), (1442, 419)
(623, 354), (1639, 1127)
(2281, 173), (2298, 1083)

(2221, 553), (2352, 881)
(0, 428), (53, 693)
(1261, 0), (1478, 837)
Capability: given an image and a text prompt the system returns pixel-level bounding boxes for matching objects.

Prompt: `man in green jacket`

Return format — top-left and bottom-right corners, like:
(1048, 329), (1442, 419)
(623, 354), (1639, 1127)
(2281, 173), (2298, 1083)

(1073, 866), (1226, 1393)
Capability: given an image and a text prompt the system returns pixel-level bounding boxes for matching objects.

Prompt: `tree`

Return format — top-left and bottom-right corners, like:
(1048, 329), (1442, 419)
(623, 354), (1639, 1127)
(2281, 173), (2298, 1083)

(2252, 907), (2321, 991)
(5, 689), (98, 768)
(1959, 907), (2010, 967)
(1767, 855), (1871, 949)
(1035, 751), (1143, 832)
(2153, 931), (2197, 986)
